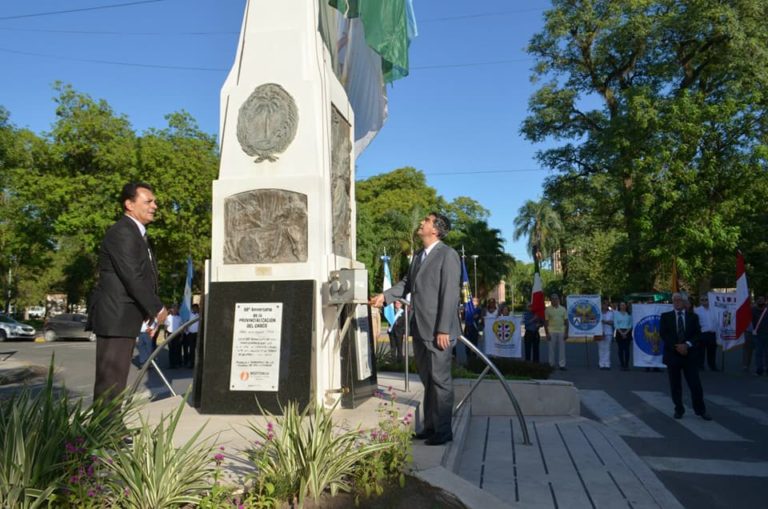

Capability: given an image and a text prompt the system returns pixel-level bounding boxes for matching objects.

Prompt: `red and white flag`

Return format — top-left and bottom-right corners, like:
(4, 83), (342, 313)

(531, 272), (545, 320)
(731, 252), (752, 351)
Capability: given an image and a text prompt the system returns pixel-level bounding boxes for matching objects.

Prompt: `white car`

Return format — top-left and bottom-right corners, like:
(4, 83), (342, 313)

(0, 314), (37, 341)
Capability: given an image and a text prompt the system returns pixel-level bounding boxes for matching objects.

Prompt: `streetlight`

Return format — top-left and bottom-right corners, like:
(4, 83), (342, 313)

(471, 255), (479, 297)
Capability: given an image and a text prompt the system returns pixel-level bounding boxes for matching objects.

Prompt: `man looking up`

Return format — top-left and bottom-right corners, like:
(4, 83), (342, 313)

(90, 182), (168, 407)
(369, 212), (461, 445)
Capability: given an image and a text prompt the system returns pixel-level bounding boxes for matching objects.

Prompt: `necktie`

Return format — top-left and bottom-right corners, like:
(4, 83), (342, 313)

(144, 233), (158, 293)
(677, 312), (685, 340)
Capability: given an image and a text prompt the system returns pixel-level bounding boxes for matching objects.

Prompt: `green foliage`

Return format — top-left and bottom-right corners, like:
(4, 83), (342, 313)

(0, 360), (136, 508)
(524, 0), (768, 293)
(244, 401), (393, 508)
(96, 396), (216, 509)
(513, 198), (563, 272)
(464, 357), (554, 380)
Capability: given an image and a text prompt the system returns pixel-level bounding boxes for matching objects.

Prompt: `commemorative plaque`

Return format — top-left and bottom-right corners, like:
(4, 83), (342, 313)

(229, 302), (283, 391)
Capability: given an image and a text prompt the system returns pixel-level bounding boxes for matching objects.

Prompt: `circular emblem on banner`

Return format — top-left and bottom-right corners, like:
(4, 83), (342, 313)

(633, 315), (665, 356)
(492, 319), (515, 343)
(237, 83), (299, 163)
(568, 300), (600, 331)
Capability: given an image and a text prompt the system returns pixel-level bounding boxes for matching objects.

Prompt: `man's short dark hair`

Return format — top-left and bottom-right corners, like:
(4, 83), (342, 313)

(120, 182), (154, 210)
(430, 212), (451, 239)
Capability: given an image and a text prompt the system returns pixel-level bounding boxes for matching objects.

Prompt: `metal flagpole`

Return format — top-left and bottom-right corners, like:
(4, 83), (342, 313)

(398, 298), (410, 392)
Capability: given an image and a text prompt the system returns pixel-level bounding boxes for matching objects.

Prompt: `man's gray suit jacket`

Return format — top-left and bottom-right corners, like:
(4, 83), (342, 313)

(384, 242), (462, 342)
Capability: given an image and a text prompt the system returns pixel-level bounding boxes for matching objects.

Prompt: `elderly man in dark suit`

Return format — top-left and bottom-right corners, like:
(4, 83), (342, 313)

(370, 212), (461, 445)
(660, 292), (711, 421)
(90, 182), (168, 406)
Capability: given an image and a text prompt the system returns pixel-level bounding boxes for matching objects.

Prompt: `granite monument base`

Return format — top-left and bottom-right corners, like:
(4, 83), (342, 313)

(197, 280), (313, 414)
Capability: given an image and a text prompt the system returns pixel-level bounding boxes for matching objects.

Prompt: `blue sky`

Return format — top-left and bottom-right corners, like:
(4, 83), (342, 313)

(0, 0), (554, 263)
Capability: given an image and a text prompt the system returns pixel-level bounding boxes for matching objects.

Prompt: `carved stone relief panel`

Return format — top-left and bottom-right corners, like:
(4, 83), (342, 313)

(330, 106), (352, 258)
(224, 189), (308, 264)
(237, 83), (299, 163)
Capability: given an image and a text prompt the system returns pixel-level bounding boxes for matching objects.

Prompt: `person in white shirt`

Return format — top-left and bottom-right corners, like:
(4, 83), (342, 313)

(182, 303), (200, 368)
(598, 300), (614, 369)
(165, 305), (183, 368)
(694, 295), (718, 371)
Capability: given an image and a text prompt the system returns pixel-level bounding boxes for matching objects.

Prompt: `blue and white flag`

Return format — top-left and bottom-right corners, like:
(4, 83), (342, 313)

(179, 256), (193, 322)
(381, 254), (395, 326)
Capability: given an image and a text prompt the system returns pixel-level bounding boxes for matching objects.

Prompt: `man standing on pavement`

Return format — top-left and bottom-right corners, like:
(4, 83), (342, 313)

(752, 296), (768, 376)
(694, 295), (718, 371)
(369, 212), (461, 446)
(90, 182), (167, 406)
(660, 292), (711, 420)
(545, 293), (568, 370)
(522, 302), (542, 363)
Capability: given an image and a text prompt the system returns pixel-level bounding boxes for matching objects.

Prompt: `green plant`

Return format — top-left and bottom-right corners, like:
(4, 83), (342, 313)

(96, 395), (216, 509)
(353, 387), (413, 502)
(465, 356), (554, 379)
(244, 401), (392, 508)
(0, 360), (134, 509)
(198, 447), (279, 509)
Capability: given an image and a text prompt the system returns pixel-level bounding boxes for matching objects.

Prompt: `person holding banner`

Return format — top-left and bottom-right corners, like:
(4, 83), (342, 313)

(614, 301), (633, 371)
(369, 212), (461, 446)
(523, 302), (542, 363)
(545, 293), (568, 370)
(660, 293), (711, 420)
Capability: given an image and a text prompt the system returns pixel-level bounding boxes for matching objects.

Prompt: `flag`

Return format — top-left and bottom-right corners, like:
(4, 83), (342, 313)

(381, 255), (395, 326)
(179, 256), (193, 322)
(531, 272), (545, 319)
(734, 252), (752, 348)
(461, 257), (476, 322)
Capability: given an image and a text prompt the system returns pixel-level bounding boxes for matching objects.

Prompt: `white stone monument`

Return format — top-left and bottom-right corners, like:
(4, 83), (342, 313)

(197, 0), (374, 413)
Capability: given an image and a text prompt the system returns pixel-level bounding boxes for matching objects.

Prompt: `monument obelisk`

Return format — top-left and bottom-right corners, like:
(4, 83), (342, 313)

(197, 0), (375, 414)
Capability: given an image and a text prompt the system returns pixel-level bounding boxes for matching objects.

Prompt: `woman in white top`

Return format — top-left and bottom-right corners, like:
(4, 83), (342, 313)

(598, 300), (614, 369)
(614, 301), (633, 371)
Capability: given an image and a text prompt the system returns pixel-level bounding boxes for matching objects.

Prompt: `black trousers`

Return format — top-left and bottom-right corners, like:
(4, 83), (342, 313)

(698, 331), (718, 370)
(666, 355), (707, 415)
(524, 330), (540, 362)
(616, 331), (632, 368)
(94, 336), (135, 405)
(182, 332), (197, 367)
(167, 332), (183, 368)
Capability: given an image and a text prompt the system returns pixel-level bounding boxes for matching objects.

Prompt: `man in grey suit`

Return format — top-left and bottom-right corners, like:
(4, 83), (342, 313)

(370, 212), (461, 445)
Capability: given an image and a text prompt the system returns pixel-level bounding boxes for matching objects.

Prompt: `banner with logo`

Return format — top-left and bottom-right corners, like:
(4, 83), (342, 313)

(566, 295), (602, 337)
(483, 316), (522, 358)
(632, 303), (672, 368)
(709, 291), (742, 351)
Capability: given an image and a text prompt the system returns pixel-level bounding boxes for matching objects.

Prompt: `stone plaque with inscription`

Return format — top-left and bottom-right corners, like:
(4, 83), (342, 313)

(330, 106), (352, 258)
(230, 302), (282, 391)
(224, 189), (308, 264)
(237, 83), (299, 163)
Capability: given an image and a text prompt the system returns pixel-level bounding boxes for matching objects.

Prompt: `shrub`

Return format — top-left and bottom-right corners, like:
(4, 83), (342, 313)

(465, 356), (554, 379)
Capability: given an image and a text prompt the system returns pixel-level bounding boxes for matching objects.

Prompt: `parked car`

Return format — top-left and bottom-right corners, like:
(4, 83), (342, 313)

(0, 314), (37, 341)
(43, 313), (96, 342)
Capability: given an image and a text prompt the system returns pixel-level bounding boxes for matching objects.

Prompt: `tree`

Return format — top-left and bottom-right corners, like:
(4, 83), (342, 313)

(513, 199), (563, 273)
(523, 0), (768, 291)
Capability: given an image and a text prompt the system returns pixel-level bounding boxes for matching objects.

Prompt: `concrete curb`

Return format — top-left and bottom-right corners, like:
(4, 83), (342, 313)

(415, 466), (510, 509)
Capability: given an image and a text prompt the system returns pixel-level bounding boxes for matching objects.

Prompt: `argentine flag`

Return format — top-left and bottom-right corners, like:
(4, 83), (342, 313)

(382, 255), (395, 326)
(179, 256), (194, 322)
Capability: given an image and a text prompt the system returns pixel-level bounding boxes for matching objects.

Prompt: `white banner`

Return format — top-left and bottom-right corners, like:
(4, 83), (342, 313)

(566, 295), (602, 337)
(632, 303), (672, 368)
(709, 291), (743, 351)
(483, 316), (522, 358)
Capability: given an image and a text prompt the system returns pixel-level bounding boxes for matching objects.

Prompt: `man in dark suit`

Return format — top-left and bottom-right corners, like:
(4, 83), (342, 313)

(660, 292), (711, 420)
(90, 182), (168, 406)
(370, 212), (461, 445)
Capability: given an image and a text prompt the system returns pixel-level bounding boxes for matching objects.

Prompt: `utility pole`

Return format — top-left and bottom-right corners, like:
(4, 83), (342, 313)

(471, 255), (479, 298)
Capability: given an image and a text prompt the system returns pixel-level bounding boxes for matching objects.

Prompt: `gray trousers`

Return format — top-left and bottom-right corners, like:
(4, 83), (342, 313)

(94, 336), (135, 405)
(412, 335), (454, 438)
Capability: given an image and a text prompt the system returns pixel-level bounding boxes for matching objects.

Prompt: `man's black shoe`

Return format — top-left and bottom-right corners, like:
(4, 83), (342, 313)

(697, 413), (713, 421)
(424, 435), (453, 446)
(673, 410), (684, 419)
(413, 430), (434, 440)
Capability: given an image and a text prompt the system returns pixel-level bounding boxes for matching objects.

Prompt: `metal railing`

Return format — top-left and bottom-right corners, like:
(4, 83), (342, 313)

(128, 317), (200, 397)
(454, 334), (531, 445)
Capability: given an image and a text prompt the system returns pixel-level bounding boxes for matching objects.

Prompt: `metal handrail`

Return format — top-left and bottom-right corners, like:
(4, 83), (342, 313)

(395, 298), (411, 392)
(128, 317), (200, 397)
(454, 334), (531, 445)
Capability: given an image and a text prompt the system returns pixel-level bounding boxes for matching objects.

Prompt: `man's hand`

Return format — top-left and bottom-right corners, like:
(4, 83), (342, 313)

(369, 294), (385, 308)
(675, 343), (689, 356)
(436, 333), (450, 350)
(156, 306), (168, 326)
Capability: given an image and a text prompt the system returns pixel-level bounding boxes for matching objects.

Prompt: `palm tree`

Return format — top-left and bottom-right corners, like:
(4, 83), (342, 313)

(513, 199), (563, 272)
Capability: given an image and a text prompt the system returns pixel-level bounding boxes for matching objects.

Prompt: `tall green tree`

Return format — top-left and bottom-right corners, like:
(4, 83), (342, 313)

(513, 199), (563, 273)
(523, 0), (768, 292)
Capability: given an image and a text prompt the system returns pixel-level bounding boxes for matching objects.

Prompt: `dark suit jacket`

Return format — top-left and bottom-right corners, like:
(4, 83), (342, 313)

(89, 215), (163, 337)
(384, 242), (461, 342)
(660, 309), (701, 365)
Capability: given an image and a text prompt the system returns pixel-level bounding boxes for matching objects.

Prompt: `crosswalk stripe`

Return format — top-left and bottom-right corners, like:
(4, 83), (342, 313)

(642, 457), (768, 477)
(705, 394), (768, 426)
(633, 391), (747, 442)
(580, 389), (662, 438)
